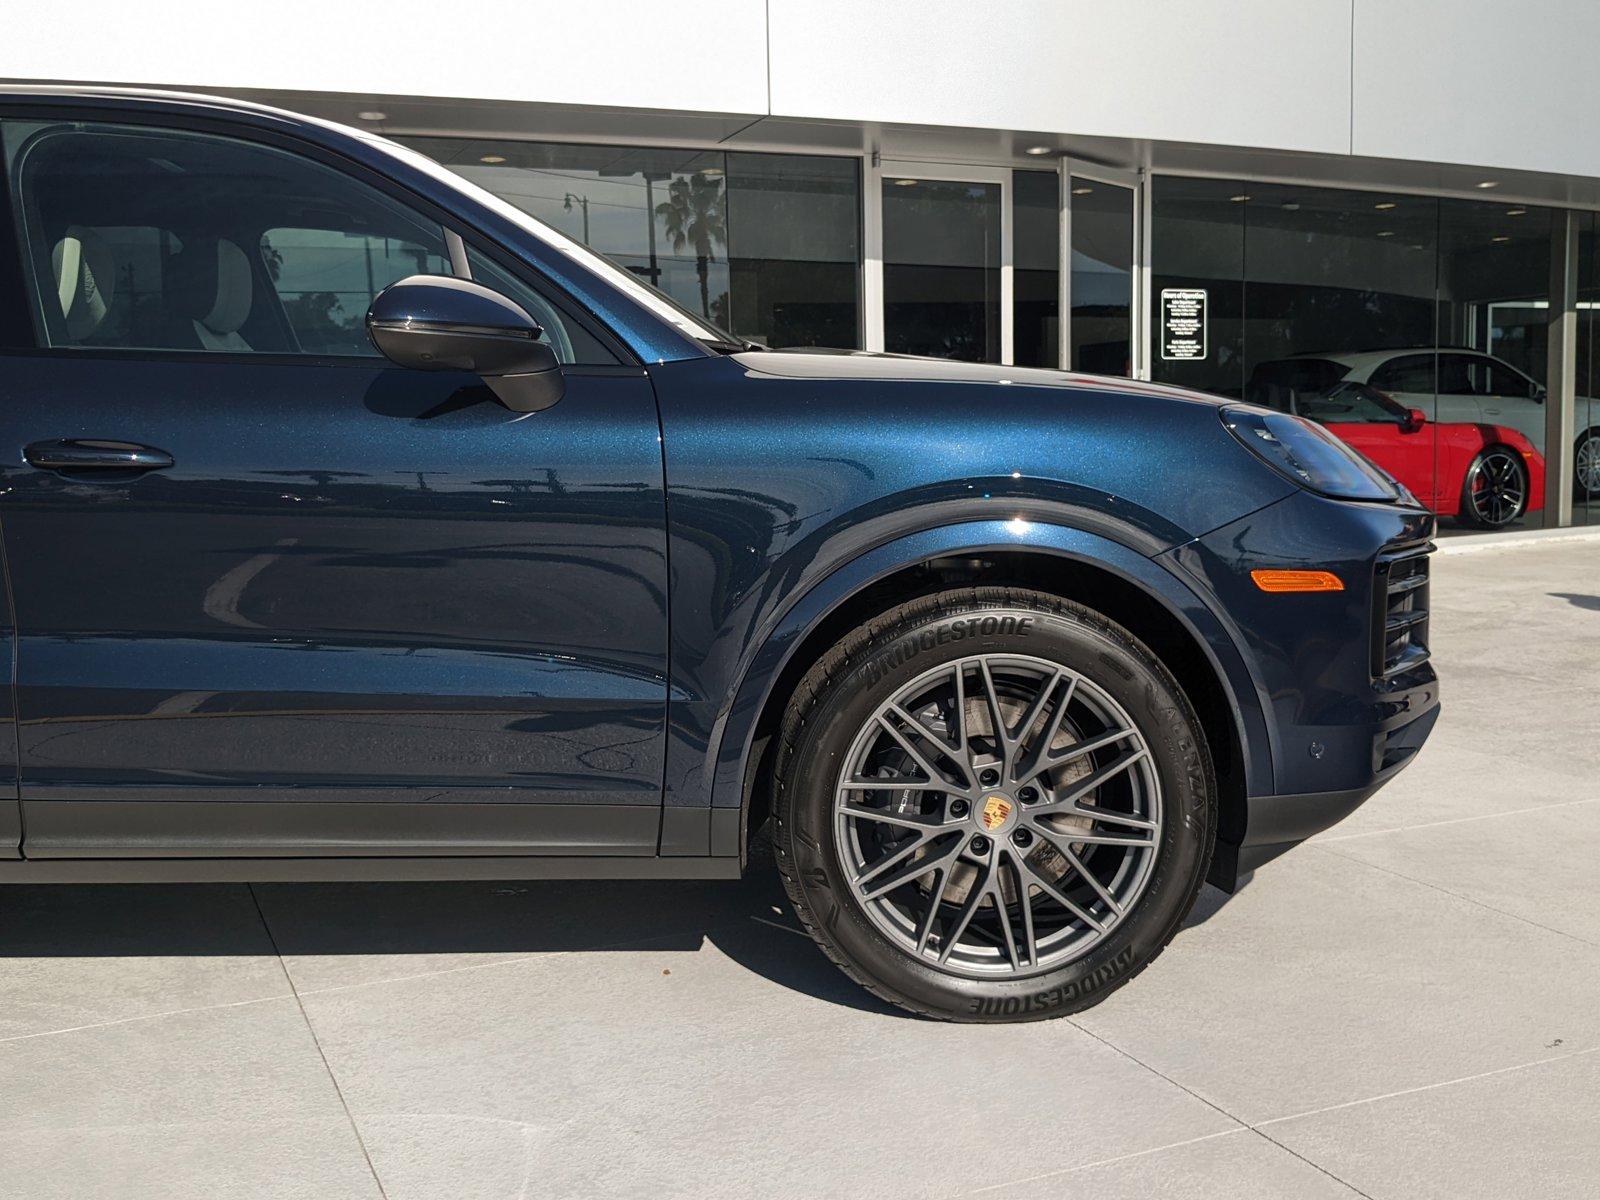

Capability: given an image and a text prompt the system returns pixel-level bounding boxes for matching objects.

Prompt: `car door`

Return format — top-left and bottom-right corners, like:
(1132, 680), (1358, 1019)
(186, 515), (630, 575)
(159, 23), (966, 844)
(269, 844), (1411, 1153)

(1434, 352), (1491, 427)
(0, 114), (669, 859)
(1472, 355), (1545, 444)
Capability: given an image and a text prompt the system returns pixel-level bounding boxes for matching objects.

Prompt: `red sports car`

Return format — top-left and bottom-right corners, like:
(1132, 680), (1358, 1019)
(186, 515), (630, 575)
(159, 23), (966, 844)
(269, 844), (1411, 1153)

(1289, 383), (1545, 529)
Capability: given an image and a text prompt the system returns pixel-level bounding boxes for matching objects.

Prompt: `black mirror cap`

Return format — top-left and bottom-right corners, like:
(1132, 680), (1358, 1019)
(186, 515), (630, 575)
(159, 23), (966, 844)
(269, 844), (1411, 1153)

(366, 275), (565, 412)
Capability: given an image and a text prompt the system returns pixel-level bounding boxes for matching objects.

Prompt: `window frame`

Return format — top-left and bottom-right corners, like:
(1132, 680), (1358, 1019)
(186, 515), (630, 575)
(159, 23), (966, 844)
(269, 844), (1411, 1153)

(0, 104), (639, 370)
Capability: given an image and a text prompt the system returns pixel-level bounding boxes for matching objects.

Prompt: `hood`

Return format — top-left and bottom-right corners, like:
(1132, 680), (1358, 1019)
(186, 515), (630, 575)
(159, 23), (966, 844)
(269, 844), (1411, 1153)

(732, 348), (1230, 410)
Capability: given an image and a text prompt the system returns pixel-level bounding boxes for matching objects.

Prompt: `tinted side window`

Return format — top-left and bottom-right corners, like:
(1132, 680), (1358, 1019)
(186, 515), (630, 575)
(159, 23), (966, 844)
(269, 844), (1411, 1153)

(464, 246), (620, 366)
(261, 227), (448, 356)
(1479, 358), (1538, 399)
(3, 119), (452, 356)
(1370, 354), (1437, 394)
(1437, 353), (1478, 396)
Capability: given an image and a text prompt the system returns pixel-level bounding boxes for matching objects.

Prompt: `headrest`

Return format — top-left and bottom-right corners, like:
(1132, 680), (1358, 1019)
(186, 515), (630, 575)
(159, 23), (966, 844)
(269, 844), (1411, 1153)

(51, 226), (115, 342)
(169, 238), (253, 335)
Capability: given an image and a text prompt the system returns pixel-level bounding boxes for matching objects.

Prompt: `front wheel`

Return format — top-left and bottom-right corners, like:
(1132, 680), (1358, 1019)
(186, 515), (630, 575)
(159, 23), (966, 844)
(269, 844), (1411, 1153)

(1460, 446), (1530, 529)
(771, 588), (1214, 1022)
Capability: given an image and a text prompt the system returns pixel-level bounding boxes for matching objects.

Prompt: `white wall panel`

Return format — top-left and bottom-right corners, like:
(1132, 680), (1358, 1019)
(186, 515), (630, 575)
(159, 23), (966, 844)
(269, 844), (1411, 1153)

(0, 0), (771, 117)
(768, 0), (1353, 155)
(1352, 0), (1600, 178)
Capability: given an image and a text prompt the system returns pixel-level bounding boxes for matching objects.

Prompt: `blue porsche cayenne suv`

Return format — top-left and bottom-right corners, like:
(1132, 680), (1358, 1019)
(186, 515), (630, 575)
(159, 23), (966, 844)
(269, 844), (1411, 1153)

(0, 88), (1438, 1020)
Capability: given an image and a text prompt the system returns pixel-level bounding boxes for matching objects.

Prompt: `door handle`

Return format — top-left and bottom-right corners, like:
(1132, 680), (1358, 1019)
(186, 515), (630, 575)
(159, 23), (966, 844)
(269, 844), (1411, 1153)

(23, 439), (174, 472)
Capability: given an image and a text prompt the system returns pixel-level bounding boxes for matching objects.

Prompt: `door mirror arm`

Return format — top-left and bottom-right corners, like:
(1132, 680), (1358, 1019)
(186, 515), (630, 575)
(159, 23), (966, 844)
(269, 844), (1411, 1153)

(366, 275), (565, 413)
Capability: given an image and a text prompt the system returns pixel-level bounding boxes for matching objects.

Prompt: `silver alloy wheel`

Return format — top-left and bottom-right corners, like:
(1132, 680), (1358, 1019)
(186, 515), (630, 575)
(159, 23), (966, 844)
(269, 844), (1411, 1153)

(1577, 434), (1600, 496)
(1466, 447), (1528, 527)
(833, 653), (1161, 980)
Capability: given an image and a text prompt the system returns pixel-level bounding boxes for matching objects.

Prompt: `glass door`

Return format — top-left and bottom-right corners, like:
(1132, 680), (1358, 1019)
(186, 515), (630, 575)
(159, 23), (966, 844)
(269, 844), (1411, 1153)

(871, 164), (1012, 363)
(1064, 163), (1140, 377)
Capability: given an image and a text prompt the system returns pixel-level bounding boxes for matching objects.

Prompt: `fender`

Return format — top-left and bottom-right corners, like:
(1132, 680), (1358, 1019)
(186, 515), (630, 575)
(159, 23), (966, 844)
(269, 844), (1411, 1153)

(704, 518), (1278, 843)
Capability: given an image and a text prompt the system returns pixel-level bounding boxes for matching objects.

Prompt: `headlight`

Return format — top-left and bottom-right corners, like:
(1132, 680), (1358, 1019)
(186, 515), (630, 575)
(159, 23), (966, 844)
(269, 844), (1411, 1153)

(1221, 407), (1399, 502)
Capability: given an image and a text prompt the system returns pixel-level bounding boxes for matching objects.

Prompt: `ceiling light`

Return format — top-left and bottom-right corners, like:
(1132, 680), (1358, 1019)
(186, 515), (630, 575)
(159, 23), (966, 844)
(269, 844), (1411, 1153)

(893, 178), (918, 186)
(699, 167), (724, 178)
(478, 154), (506, 164)
(1281, 202), (1301, 211)
(1374, 201), (1397, 210)
(1506, 207), (1527, 216)
(356, 110), (387, 122)
(1230, 194), (1252, 203)
(1377, 230), (1395, 238)
(1491, 235), (1511, 243)
(1476, 180), (1498, 189)
(1071, 186), (1094, 195)
(1024, 145), (1054, 156)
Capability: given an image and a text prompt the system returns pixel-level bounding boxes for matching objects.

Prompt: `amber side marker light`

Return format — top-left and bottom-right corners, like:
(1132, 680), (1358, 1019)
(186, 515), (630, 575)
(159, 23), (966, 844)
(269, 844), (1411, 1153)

(1251, 569), (1344, 593)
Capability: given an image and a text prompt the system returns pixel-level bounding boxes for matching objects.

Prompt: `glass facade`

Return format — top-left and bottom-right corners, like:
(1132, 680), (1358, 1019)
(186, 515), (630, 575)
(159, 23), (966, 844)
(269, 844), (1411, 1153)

(410, 138), (861, 350)
(1014, 170), (1061, 368)
(403, 134), (1597, 531)
(1576, 217), (1600, 525)
(1153, 178), (1556, 533)
(1068, 177), (1134, 375)
(881, 176), (1002, 361)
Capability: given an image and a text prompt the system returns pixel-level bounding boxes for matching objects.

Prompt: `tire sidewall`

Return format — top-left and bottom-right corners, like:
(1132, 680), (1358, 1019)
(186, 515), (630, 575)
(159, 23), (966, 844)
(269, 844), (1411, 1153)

(1462, 447), (1528, 528)
(783, 598), (1212, 1021)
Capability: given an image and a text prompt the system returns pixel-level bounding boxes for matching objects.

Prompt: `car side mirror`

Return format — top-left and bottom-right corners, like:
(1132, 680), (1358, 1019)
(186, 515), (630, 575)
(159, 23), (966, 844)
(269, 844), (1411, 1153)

(366, 275), (565, 413)
(1400, 408), (1427, 434)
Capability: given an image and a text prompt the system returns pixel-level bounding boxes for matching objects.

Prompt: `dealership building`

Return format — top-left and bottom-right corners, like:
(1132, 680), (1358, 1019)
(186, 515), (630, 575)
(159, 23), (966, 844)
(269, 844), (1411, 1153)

(8, 0), (1600, 533)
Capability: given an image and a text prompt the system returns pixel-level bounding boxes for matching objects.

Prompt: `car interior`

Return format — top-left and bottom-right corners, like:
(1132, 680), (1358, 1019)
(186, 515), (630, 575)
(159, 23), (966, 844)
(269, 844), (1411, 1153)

(9, 123), (582, 362)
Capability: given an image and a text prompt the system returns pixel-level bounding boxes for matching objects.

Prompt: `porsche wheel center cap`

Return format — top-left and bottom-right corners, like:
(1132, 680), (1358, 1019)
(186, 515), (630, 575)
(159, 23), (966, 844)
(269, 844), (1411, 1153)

(979, 794), (1015, 832)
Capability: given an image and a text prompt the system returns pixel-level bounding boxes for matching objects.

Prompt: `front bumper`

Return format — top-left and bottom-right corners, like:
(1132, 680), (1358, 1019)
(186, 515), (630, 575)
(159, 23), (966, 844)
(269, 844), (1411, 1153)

(1165, 489), (1441, 888)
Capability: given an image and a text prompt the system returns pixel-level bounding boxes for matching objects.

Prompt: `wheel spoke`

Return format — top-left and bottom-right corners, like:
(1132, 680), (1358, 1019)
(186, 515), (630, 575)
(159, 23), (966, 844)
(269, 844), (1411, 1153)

(999, 666), (1064, 782)
(1049, 829), (1156, 847)
(840, 774), (932, 791)
(876, 715), (963, 794)
(858, 833), (962, 900)
(1017, 725), (1130, 785)
(913, 865), (955, 955)
(1002, 847), (1038, 968)
(839, 801), (952, 832)
(974, 658), (1011, 771)
(1035, 830), (1124, 916)
(1015, 854), (1106, 933)
(937, 857), (992, 964)
(1014, 675), (1079, 782)
(1029, 747), (1150, 816)
(885, 696), (977, 791)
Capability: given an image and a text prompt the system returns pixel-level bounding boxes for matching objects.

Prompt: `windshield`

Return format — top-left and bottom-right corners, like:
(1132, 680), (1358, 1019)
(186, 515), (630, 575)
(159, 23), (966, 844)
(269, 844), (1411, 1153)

(361, 131), (736, 347)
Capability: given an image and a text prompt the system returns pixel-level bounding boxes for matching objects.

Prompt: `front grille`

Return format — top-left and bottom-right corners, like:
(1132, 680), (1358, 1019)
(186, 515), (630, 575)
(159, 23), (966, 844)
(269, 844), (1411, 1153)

(1372, 542), (1433, 680)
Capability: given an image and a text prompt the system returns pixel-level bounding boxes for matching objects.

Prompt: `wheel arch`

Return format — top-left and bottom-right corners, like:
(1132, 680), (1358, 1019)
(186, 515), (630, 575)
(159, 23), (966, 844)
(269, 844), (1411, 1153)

(712, 521), (1273, 886)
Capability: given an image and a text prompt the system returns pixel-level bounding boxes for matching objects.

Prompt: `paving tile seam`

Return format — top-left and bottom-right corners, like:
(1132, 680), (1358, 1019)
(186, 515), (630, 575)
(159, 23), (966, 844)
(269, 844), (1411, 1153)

(0, 991), (293, 1047)
(1051, 1020), (1377, 1199)
(954, 1039), (1600, 1197)
(1251, 1043), (1600, 1129)
(1309, 844), (1600, 951)
(953, 1128), (1249, 1195)
(247, 885), (390, 1200)
(1315, 794), (1600, 844)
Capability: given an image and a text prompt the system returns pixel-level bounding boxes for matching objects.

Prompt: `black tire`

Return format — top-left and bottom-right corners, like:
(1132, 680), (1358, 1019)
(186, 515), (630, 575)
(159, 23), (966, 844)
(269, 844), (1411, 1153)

(1575, 430), (1599, 502)
(771, 587), (1215, 1022)
(1459, 445), (1530, 529)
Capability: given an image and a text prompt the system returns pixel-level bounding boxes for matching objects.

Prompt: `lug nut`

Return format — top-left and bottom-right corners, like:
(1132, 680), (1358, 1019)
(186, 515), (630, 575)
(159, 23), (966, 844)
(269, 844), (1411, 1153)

(949, 799), (968, 818)
(1018, 786), (1038, 803)
(979, 768), (1000, 786)
(970, 835), (990, 854)
(1012, 828), (1032, 847)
